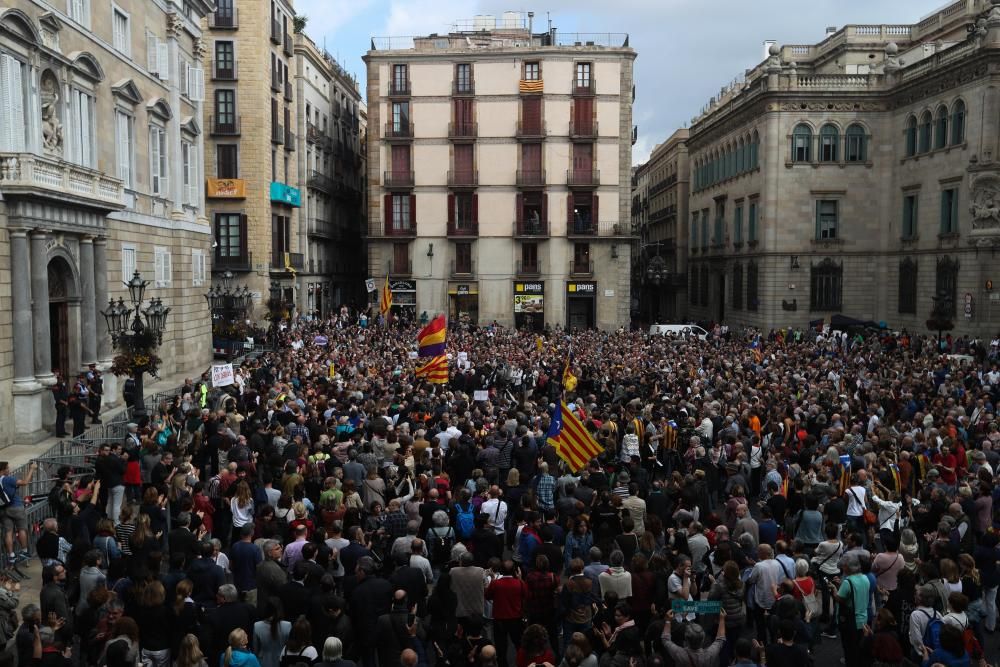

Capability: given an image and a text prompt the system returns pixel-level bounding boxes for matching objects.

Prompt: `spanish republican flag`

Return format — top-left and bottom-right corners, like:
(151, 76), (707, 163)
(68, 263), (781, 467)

(379, 275), (393, 315)
(415, 355), (448, 384)
(418, 315), (447, 357)
(546, 401), (603, 472)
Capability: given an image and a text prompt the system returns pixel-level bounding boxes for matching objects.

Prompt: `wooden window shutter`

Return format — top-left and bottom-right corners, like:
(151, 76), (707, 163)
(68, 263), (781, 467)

(384, 194), (392, 227)
(447, 194), (455, 225)
(567, 193), (574, 227)
(472, 194), (479, 224)
(515, 193), (523, 225)
(593, 194), (599, 226)
(410, 194), (417, 227)
(815, 200), (821, 239)
(541, 193), (548, 225)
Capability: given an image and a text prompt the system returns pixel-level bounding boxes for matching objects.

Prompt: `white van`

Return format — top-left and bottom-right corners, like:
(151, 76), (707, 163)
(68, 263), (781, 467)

(649, 324), (709, 340)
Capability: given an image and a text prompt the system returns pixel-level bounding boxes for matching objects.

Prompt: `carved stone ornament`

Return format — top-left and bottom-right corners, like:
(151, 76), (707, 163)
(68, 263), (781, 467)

(40, 71), (63, 156)
(969, 172), (1000, 231)
(192, 38), (207, 61)
(166, 12), (184, 38)
(778, 101), (884, 112)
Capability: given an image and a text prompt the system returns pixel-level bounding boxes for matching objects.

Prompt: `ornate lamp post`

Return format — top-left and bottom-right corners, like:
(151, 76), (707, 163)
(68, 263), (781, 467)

(204, 270), (253, 358)
(644, 254), (668, 322)
(101, 271), (170, 418)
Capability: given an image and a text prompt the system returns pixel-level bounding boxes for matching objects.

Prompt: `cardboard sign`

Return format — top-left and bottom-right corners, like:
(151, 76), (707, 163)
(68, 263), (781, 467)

(473, 390), (489, 402)
(670, 600), (721, 615)
(366, 279), (376, 293)
(211, 364), (235, 387)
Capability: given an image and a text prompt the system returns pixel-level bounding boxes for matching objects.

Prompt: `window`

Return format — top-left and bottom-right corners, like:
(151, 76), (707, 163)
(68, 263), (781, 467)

(935, 106), (948, 150)
(191, 249), (205, 287)
(392, 64), (408, 94)
(69, 89), (95, 168)
(0, 54), (26, 152)
(699, 265), (709, 306)
(149, 126), (167, 195)
(575, 62), (591, 89)
(689, 265), (699, 305)
(951, 100), (966, 145)
(121, 243), (136, 283)
(935, 256), (959, 318)
(902, 194), (918, 239)
(215, 213), (244, 258)
(714, 200), (725, 245)
(69, 0), (91, 27)
(112, 6), (130, 56)
(455, 63), (472, 93)
(181, 141), (195, 205)
(919, 111), (932, 153)
(748, 199), (759, 242)
(819, 124), (839, 162)
(701, 209), (709, 250)
(391, 194), (412, 231)
(905, 116), (917, 157)
(391, 101), (409, 133)
(732, 263), (743, 310)
(524, 61), (540, 81)
(521, 242), (538, 272)
(215, 89), (236, 129)
(392, 243), (409, 274)
(154, 246), (172, 287)
(810, 259), (842, 311)
(690, 212), (699, 249)
(898, 258), (917, 314)
(815, 200), (839, 240)
(746, 261), (759, 311)
(146, 30), (169, 80)
(736, 140), (745, 174)
(845, 124), (866, 162)
(750, 130), (760, 168)
(733, 204), (743, 245)
(114, 111), (133, 188)
(940, 188), (959, 234)
(217, 144), (238, 178)
(792, 124), (812, 162)
(453, 193), (475, 228)
(456, 242), (473, 274)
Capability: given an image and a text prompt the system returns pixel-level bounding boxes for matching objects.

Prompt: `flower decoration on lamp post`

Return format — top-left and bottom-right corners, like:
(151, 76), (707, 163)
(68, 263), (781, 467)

(204, 270), (254, 358)
(101, 271), (170, 418)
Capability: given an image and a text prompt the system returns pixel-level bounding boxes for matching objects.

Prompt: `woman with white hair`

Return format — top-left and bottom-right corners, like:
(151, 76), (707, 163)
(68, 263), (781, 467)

(315, 636), (357, 667)
(425, 509), (455, 567)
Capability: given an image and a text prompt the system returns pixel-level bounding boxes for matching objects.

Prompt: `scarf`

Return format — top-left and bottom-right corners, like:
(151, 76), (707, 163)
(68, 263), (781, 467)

(608, 619), (636, 645)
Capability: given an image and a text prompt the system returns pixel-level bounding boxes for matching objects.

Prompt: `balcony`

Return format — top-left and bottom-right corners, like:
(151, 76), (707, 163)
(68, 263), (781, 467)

(208, 9), (238, 29)
(271, 251), (304, 271)
(452, 80), (475, 96)
(271, 122), (284, 144)
(389, 80), (411, 97)
(569, 260), (595, 276)
(516, 120), (547, 140)
(383, 122), (413, 140)
(213, 252), (252, 272)
(516, 169), (546, 187)
(569, 120), (599, 140)
(516, 260), (541, 277)
(270, 19), (281, 44)
(283, 34), (293, 57)
(447, 221), (479, 237)
(566, 169), (600, 188)
(308, 170), (332, 192)
(384, 170), (414, 188)
(513, 219), (549, 238)
(284, 81), (293, 102)
(448, 122), (478, 140)
(447, 170), (478, 188)
(210, 115), (241, 136)
(211, 60), (237, 80)
(388, 260), (412, 277)
(451, 260), (476, 277)
(572, 78), (596, 95)
(306, 122), (322, 144)
(0, 152), (124, 211)
(381, 222), (416, 237)
(284, 130), (296, 151)
(567, 219), (597, 237)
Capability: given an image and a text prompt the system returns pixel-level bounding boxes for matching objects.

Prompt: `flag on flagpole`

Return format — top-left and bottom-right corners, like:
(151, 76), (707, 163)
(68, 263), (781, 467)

(379, 275), (393, 315)
(546, 401), (603, 472)
(889, 463), (901, 495)
(415, 355), (449, 384)
(417, 315), (447, 357)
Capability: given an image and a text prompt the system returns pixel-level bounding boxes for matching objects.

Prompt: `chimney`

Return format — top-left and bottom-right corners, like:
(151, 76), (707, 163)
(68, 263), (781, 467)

(763, 40), (777, 59)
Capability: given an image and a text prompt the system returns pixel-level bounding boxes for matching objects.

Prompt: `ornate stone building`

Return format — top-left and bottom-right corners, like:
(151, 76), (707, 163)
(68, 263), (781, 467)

(0, 0), (214, 445)
(686, 0), (1000, 335)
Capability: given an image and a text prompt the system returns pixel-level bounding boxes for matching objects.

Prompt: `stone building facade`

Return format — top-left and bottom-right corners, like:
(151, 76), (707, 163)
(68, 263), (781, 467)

(295, 33), (365, 316)
(685, 0), (1000, 336)
(364, 14), (636, 330)
(0, 0), (214, 445)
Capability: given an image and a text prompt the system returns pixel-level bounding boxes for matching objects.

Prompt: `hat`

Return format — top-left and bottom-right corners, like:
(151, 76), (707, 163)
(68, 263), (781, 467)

(926, 468), (940, 477)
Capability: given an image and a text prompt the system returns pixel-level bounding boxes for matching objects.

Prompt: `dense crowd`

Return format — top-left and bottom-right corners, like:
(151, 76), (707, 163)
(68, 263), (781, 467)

(7, 312), (1000, 667)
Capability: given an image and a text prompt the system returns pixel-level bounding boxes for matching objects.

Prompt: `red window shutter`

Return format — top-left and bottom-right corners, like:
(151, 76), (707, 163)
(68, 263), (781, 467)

(447, 194), (455, 225)
(384, 194), (392, 228)
(522, 97), (541, 132)
(567, 193), (574, 227)
(593, 195), (599, 226)
(515, 194), (523, 225)
(541, 193), (548, 226)
(472, 194), (479, 224)
(409, 194), (416, 227)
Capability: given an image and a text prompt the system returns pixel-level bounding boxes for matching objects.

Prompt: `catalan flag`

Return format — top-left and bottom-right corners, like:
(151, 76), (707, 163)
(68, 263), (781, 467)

(916, 452), (931, 480)
(836, 454), (851, 496)
(415, 355), (448, 384)
(418, 315), (447, 357)
(379, 275), (393, 315)
(547, 401), (603, 472)
(519, 79), (544, 94)
(662, 420), (678, 450)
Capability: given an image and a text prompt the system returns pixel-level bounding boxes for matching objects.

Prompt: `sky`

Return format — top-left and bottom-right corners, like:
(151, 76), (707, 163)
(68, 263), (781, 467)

(295, 0), (950, 164)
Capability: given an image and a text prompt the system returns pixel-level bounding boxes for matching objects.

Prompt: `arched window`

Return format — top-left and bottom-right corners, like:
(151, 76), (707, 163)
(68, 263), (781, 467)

(750, 130), (760, 168)
(905, 116), (917, 157)
(819, 124), (839, 162)
(951, 100), (966, 145)
(792, 123), (812, 162)
(919, 110), (932, 153)
(934, 106), (948, 150)
(845, 124), (867, 162)
(736, 138), (745, 173)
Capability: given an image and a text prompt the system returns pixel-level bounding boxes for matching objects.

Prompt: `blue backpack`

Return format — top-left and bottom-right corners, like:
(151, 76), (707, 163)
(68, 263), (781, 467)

(456, 503), (475, 539)
(920, 610), (943, 651)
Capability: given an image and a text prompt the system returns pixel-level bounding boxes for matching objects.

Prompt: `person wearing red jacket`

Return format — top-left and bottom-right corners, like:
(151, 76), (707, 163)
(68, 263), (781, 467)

(486, 560), (528, 667)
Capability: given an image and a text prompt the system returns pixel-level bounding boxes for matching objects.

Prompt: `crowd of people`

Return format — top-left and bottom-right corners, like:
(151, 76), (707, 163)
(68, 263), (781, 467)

(7, 311), (1000, 667)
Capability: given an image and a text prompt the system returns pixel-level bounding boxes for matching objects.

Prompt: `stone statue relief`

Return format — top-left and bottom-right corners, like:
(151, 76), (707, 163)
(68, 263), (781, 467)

(40, 72), (63, 156)
(969, 173), (1000, 230)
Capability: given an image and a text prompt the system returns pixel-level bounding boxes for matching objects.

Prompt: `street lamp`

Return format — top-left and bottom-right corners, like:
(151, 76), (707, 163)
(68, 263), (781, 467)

(203, 271), (254, 359)
(101, 271), (170, 418)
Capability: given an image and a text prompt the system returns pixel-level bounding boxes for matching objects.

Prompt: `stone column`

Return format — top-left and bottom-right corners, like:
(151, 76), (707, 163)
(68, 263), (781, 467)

(94, 237), (111, 362)
(79, 236), (97, 366)
(10, 230), (36, 386)
(30, 229), (54, 384)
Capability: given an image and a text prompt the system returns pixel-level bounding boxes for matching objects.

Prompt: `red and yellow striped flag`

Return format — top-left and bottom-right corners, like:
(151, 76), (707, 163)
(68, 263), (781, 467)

(415, 355), (448, 384)
(546, 401), (603, 472)
(379, 275), (393, 315)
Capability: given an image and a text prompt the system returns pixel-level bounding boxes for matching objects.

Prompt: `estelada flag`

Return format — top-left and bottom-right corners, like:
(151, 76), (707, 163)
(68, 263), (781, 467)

(546, 401), (603, 472)
(379, 275), (393, 315)
(418, 315), (447, 357)
(415, 355), (448, 384)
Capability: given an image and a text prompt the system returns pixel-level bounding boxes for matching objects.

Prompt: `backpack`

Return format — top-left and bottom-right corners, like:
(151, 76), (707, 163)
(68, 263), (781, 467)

(430, 527), (454, 566)
(455, 503), (475, 539)
(949, 616), (983, 659)
(0, 478), (12, 510)
(919, 610), (944, 651)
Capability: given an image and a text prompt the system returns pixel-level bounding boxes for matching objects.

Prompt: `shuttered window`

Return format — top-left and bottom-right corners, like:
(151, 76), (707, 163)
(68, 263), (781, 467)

(149, 126), (167, 195)
(70, 89), (95, 167)
(154, 246), (172, 287)
(191, 249), (206, 287)
(115, 111), (133, 188)
(0, 54), (27, 152)
(121, 244), (136, 283)
(112, 7), (130, 56)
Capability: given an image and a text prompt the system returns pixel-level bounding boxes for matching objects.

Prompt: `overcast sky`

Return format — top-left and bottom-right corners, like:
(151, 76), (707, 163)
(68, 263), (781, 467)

(296, 0), (949, 164)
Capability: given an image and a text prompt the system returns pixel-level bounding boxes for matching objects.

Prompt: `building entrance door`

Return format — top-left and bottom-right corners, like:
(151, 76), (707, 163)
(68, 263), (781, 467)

(47, 258), (73, 379)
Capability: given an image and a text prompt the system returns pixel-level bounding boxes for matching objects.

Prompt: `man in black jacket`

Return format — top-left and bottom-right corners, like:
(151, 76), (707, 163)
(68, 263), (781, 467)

(92, 444), (126, 522)
(201, 584), (255, 663)
(167, 512), (200, 567)
(346, 557), (392, 667)
(187, 542), (226, 608)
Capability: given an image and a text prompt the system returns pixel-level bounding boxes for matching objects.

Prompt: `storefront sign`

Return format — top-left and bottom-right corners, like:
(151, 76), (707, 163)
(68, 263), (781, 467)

(604, 289), (615, 297)
(206, 178), (246, 199)
(269, 182), (302, 207)
(567, 281), (596, 294)
(514, 282), (544, 295)
(457, 284), (471, 295)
